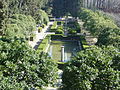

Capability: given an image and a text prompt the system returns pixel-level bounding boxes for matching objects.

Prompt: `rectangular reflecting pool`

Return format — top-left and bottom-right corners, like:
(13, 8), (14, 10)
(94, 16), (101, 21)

(48, 40), (79, 62)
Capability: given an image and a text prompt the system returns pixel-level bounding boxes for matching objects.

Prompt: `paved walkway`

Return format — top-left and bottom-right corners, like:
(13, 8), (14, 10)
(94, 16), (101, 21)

(28, 22), (54, 49)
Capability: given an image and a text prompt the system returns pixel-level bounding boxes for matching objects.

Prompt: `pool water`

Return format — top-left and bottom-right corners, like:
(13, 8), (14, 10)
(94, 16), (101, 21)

(48, 40), (79, 62)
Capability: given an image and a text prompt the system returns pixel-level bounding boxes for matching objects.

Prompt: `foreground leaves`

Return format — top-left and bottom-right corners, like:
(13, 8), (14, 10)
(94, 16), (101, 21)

(0, 37), (58, 89)
(62, 46), (120, 90)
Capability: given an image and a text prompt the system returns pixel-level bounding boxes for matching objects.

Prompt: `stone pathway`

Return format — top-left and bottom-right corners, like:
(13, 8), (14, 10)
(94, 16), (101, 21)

(28, 22), (54, 49)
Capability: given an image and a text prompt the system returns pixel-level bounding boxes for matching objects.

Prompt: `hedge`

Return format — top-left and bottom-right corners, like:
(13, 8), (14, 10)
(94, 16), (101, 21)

(50, 21), (57, 32)
(51, 34), (83, 41)
(51, 34), (64, 40)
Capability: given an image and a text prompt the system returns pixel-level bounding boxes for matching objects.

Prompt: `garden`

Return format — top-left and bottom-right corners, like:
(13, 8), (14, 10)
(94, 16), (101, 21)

(37, 19), (83, 63)
(1, 0), (120, 90)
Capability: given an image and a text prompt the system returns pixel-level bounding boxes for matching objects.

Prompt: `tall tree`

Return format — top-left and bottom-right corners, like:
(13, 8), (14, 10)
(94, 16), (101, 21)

(0, 37), (58, 89)
(0, 1), (4, 35)
(62, 46), (120, 90)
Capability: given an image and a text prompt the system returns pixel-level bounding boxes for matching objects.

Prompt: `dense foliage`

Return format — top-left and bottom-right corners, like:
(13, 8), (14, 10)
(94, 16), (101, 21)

(0, 37), (58, 89)
(0, 1), (5, 35)
(1, 0), (49, 36)
(82, 0), (120, 13)
(4, 14), (36, 38)
(52, 0), (83, 17)
(34, 9), (49, 25)
(67, 21), (81, 35)
(62, 7), (120, 90)
(52, 0), (120, 17)
(79, 8), (120, 49)
(62, 46), (120, 90)
(3, 0), (49, 16)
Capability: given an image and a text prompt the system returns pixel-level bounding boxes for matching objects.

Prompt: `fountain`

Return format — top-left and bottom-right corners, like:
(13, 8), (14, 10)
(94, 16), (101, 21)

(61, 46), (65, 62)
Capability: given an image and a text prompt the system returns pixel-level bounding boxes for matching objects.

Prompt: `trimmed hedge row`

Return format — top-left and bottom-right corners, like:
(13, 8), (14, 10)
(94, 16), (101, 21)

(37, 35), (51, 53)
(55, 25), (64, 34)
(50, 21), (57, 32)
(51, 34), (81, 41)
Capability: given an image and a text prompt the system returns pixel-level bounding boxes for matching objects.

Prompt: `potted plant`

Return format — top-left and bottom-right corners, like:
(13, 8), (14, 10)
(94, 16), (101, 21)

(30, 33), (35, 41)
(38, 27), (42, 33)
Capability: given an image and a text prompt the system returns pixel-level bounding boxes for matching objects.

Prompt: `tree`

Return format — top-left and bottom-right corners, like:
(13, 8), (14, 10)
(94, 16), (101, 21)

(78, 8), (119, 48)
(0, 1), (5, 35)
(5, 14), (36, 38)
(62, 46), (120, 90)
(0, 37), (58, 89)
(97, 28), (120, 48)
(3, 0), (49, 16)
(34, 9), (49, 25)
(82, 0), (120, 13)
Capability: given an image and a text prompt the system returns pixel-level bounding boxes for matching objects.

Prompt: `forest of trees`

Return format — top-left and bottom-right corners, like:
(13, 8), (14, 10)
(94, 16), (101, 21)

(52, 0), (120, 17)
(83, 0), (120, 13)
(0, 0), (50, 37)
(0, 0), (58, 89)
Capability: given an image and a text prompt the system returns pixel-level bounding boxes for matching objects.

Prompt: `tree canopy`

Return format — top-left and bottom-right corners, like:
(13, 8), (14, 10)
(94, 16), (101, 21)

(4, 14), (36, 38)
(78, 8), (120, 49)
(62, 46), (120, 90)
(0, 37), (58, 89)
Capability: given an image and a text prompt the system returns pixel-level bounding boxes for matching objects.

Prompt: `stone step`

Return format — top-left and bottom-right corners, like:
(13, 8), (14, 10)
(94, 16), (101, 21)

(43, 87), (58, 90)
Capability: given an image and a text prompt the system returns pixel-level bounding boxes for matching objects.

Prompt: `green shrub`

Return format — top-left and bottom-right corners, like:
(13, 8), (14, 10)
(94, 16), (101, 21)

(68, 29), (77, 35)
(57, 25), (63, 30)
(5, 14), (36, 38)
(38, 27), (42, 30)
(50, 21), (57, 32)
(67, 21), (81, 34)
(42, 24), (46, 28)
(0, 38), (58, 88)
(55, 30), (64, 34)
(62, 46), (120, 89)
(80, 35), (87, 45)
(83, 45), (90, 49)
(38, 27), (42, 33)
(34, 9), (49, 25)
(51, 34), (64, 40)
(50, 27), (56, 32)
